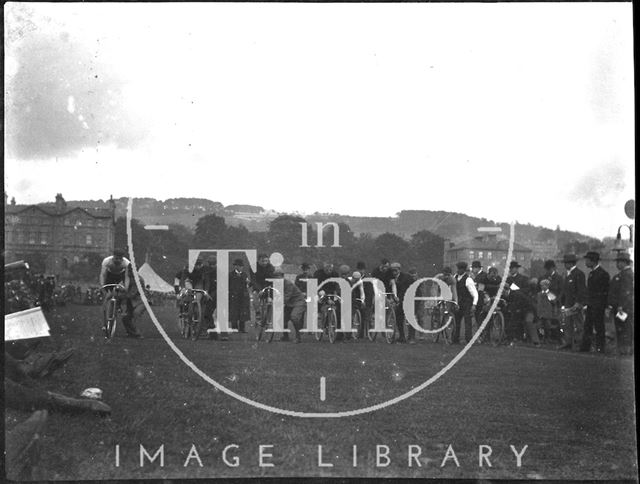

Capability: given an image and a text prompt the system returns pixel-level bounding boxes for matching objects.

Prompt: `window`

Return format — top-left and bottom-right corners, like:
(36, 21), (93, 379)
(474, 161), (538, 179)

(469, 250), (475, 259)
(86, 234), (93, 245)
(520, 254), (525, 261)
(28, 232), (36, 244)
(41, 232), (48, 245)
(17, 231), (24, 244)
(478, 251), (483, 259)
(487, 251), (493, 260)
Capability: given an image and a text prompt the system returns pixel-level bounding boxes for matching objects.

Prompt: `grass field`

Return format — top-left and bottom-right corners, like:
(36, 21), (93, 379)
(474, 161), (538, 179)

(6, 303), (637, 480)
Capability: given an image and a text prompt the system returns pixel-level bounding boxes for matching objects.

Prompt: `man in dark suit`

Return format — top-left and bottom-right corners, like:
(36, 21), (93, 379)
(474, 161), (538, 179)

(452, 261), (478, 344)
(229, 259), (250, 334)
(390, 262), (415, 343)
(607, 252), (634, 355)
(580, 251), (610, 353)
(504, 261), (534, 344)
(559, 254), (587, 350)
(542, 260), (563, 301)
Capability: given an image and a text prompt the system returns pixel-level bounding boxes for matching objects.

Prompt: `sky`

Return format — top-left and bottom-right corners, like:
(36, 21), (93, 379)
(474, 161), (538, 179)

(4, 2), (635, 239)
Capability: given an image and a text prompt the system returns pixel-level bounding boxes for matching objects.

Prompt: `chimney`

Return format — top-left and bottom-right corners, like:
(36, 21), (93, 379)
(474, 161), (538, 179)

(55, 193), (67, 212)
(109, 195), (116, 222)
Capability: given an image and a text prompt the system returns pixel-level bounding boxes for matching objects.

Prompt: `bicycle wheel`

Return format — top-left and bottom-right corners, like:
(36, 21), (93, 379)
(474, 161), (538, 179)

(442, 310), (455, 345)
(258, 303), (275, 343)
(385, 306), (396, 344)
(572, 312), (584, 350)
(315, 310), (324, 341)
(429, 307), (441, 343)
(327, 309), (338, 343)
(104, 298), (117, 339)
(366, 311), (377, 341)
(489, 311), (505, 345)
(190, 299), (202, 341)
(352, 309), (362, 340)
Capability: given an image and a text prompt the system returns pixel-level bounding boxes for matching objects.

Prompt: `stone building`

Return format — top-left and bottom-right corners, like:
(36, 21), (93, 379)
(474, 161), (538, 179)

(4, 193), (116, 276)
(444, 233), (533, 273)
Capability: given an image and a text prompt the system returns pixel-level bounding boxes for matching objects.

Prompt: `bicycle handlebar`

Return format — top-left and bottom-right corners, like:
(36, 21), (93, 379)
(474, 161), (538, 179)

(318, 294), (342, 304)
(258, 286), (280, 298)
(101, 284), (125, 291)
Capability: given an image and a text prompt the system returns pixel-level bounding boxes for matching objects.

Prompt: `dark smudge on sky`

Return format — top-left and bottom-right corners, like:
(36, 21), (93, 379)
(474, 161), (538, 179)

(5, 21), (148, 160)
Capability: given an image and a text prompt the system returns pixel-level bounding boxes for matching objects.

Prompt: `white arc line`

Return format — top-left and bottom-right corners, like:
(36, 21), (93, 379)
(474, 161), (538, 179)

(127, 197), (516, 418)
(320, 377), (326, 401)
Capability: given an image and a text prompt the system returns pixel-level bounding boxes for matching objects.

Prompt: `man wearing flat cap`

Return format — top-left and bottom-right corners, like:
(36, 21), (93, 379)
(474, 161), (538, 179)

(580, 251), (610, 353)
(607, 252), (634, 355)
(559, 254), (587, 350)
(452, 261), (479, 344)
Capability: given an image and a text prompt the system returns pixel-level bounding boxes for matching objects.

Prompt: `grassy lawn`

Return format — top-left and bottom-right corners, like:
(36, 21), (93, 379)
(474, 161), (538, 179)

(6, 303), (637, 480)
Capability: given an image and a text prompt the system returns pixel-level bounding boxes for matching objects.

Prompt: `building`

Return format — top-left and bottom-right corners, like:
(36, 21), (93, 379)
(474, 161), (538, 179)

(4, 193), (116, 277)
(444, 233), (533, 273)
(527, 240), (560, 262)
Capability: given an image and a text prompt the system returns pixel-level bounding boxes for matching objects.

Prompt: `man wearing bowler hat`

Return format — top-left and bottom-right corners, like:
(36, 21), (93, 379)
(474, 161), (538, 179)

(559, 253), (587, 350)
(452, 261), (478, 344)
(504, 260), (535, 344)
(607, 252), (634, 355)
(542, 259), (563, 302)
(580, 251), (610, 353)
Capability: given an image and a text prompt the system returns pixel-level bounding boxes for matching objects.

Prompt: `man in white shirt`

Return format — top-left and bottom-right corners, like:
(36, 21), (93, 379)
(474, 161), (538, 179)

(451, 261), (478, 344)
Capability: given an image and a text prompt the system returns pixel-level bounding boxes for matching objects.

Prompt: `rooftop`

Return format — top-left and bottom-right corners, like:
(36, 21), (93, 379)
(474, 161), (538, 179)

(447, 235), (532, 253)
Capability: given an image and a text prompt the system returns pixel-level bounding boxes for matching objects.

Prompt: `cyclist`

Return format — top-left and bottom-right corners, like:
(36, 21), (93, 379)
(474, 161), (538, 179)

(250, 253), (275, 322)
(435, 266), (458, 304)
(271, 269), (306, 343)
(99, 248), (141, 338)
(371, 259), (395, 294)
(294, 262), (313, 295)
(173, 265), (190, 308)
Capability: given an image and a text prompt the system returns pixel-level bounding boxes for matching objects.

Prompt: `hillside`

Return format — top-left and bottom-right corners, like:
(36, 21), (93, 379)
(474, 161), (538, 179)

(67, 197), (596, 254)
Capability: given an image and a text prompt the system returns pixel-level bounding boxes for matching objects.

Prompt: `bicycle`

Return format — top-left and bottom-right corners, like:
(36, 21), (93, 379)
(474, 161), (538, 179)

(177, 288), (209, 341)
(316, 294), (341, 343)
(383, 292), (398, 344)
(481, 297), (507, 346)
(256, 286), (276, 343)
(351, 298), (364, 341)
(559, 305), (585, 351)
(428, 299), (457, 344)
(101, 283), (126, 340)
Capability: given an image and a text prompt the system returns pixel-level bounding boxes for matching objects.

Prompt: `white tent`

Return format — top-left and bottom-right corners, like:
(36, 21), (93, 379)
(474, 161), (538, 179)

(138, 263), (174, 293)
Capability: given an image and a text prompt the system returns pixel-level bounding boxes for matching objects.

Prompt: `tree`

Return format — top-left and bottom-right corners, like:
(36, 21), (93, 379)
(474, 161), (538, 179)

(114, 216), (149, 264)
(193, 214), (227, 248)
(268, 214), (309, 257)
(374, 233), (411, 266)
(410, 230), (445, 276)
(69, 252), (103, 282)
